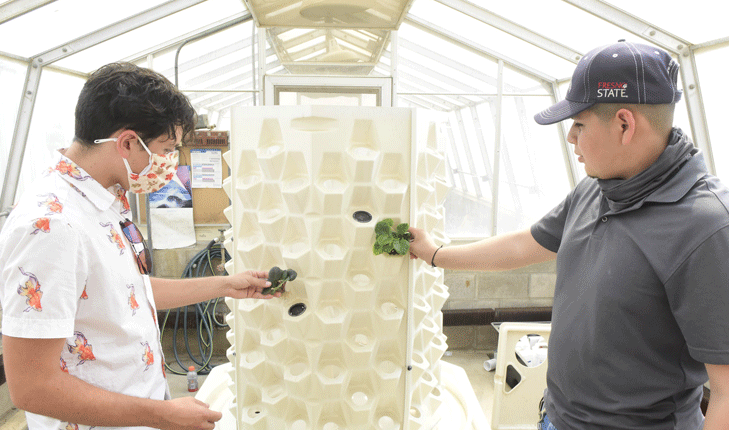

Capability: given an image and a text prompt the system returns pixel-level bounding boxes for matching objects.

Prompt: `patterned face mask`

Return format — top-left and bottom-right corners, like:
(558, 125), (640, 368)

(95, 134), (179, 194)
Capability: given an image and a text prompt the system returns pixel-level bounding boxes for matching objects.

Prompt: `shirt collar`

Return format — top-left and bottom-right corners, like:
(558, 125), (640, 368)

(644, 148), (708, 204)
(52, 151), (126, 213)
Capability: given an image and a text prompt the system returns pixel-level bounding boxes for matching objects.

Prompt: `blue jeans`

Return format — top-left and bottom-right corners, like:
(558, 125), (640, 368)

(538, 414), (558, 430)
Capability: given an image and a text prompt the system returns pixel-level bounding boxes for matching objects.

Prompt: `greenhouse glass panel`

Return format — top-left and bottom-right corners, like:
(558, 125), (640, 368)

(501, 66), (551, 96)
(605, 0), (727, 43)
(480, 0), (638, 54)
(695, 48), (729, 180)
(495, 96), (572, 235)
(0, 57), (27, 195)
(147, 19), (255, 83)
(166, 23), (263, 116)
(0, 0), (168, 57)
(53, 0), (246, 72)
(407, 0), (577, 79)
(396, 41), (497, 94)
(16, 70), (84, 200)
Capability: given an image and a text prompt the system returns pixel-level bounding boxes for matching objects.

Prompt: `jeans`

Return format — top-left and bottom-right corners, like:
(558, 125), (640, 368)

(538, 414), (558, 430)
(537, 397), (558, 430)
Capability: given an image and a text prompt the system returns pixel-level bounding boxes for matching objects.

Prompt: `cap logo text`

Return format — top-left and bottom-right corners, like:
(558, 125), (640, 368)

(597, 82), (628, 98)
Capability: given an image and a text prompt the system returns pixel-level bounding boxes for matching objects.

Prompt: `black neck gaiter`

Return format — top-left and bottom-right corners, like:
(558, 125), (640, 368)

(598, 128), (697, 212)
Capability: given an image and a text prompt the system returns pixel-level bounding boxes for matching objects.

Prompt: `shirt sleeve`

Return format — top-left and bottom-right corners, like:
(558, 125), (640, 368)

(1, 213), (87, 339)
(664, 225), (729, 364)
(531, 190), (574, 253)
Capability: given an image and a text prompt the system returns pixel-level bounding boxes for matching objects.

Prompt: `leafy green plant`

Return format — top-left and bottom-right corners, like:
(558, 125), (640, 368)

(373, 218), (412, 256)
(262, 266), (297, 295)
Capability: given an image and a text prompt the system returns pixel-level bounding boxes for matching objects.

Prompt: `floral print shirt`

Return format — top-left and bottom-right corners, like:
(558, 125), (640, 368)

(0, 152), (168, 430)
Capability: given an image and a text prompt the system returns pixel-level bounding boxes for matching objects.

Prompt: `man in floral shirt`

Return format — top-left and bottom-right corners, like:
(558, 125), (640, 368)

(0, 63), (279, 430)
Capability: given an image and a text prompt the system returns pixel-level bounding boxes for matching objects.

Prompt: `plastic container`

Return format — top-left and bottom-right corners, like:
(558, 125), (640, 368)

(187, 366), (199, 392)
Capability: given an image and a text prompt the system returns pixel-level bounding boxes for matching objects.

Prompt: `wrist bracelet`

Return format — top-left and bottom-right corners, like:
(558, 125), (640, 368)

(431, 245), (443, 268)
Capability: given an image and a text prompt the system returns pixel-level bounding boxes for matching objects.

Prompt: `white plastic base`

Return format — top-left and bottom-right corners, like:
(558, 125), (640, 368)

(434, 361), (489, 430)
(196, 361), (488, 430)
(194, 363), (236, 428)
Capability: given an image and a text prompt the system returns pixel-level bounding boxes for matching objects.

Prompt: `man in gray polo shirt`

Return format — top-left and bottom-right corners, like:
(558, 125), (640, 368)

(408, 40), (729, 429)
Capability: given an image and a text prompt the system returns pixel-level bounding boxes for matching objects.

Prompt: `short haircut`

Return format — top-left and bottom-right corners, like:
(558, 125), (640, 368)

(589, 103), (675, 134)
(74, 62), (196, 146)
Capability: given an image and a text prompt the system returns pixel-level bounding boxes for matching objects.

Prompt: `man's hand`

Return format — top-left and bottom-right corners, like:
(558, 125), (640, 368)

(224, 270), (281, 299)
(407, 226), (438, 263)
(159, 397), (222, 430)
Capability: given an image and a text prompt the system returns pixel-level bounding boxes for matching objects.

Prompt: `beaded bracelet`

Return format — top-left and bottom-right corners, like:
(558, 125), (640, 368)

(431, 245), (443, 268)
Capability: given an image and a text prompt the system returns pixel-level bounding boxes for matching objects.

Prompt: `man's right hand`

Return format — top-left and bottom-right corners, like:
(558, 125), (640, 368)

(407, 226), (438, 263)
(160, 397), (223, 430)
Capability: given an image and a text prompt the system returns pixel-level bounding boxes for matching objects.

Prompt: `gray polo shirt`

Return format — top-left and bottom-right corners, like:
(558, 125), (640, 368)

(531, 132), (729, 429)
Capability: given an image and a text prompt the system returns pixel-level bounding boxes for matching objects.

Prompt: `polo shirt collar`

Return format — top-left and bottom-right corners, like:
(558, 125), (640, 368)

(53, 151), (120, 212)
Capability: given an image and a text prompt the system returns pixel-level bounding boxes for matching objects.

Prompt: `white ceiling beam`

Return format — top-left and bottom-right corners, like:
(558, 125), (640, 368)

(560, 0), (687, 53)
(32, 0), (206, 66)
(434, 0), (583, 63)
(692, 36), (729, 53)
(0, 50), (88, 78)
(0, 0), (55, 24)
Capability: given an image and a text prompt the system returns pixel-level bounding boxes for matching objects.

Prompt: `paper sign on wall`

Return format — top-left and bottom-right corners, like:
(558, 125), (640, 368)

(191, 148), (222, 188)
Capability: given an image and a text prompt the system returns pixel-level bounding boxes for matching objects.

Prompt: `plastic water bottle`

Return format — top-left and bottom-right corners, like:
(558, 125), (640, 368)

(187, 366), (199, 392)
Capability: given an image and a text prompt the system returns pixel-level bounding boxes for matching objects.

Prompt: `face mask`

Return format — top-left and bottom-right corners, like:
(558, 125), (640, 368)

(95, 134), (179, 194)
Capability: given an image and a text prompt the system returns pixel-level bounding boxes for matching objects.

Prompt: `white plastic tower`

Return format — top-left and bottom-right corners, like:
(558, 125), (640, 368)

(196, 106), (487, 429)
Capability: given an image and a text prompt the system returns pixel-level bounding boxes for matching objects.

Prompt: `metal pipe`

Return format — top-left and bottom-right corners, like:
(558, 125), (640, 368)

(174, 13), (252, 87)
(442, 306), (552, 326)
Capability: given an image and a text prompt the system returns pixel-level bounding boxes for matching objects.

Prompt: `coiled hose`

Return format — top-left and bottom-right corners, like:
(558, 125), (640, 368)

(161, 239), (230, 376)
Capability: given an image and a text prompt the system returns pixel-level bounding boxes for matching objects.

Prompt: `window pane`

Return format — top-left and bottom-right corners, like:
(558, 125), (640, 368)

(54, 0), (246, 72)
(0, 0), (168, 57)
(0, 57), (28, 197)
(696, 48), (729, 180)
(496, 96), (571, 234)
(605, 0), (727, 43)
(16, 70), (84, 200)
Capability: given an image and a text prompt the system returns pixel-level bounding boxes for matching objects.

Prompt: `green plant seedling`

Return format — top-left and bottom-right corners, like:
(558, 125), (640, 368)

(373, 218), (412, 256)
(262, 266), (297, 295)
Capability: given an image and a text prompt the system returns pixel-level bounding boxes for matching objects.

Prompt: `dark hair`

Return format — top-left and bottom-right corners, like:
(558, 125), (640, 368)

(589, 103), (675, 135)
(74, 62), (196, 146)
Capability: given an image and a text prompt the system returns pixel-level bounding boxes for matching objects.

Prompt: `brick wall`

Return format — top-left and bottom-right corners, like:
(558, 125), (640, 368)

(442, 260), (556, 351)
(443, 260), (556, 310)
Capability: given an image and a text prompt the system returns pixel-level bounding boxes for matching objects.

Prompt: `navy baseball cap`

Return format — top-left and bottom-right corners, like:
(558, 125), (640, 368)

(534, 40), (682, 125)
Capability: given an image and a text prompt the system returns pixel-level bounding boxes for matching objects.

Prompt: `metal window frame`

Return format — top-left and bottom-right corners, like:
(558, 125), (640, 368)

(265, 75), (393, 107)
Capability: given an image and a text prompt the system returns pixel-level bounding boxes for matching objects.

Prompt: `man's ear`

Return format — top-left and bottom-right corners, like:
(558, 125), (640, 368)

(114, 130), (137, 158)
(616, 108), (636, 146)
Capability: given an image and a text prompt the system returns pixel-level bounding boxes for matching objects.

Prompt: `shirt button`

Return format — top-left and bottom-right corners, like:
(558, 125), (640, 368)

(601, 216), (608, 223)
